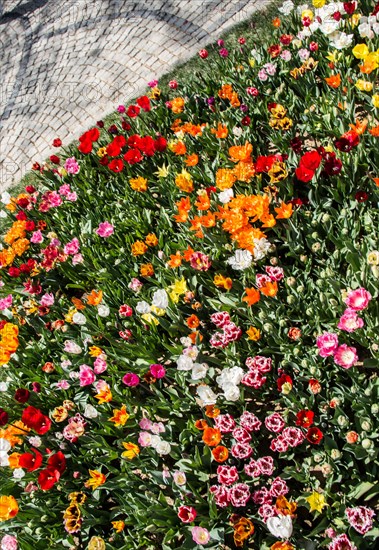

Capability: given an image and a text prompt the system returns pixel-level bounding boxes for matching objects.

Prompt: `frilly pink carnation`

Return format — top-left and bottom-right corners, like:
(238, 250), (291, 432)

(1, 535), (18, 550)
(122, 372), (140, 386)
(333, 344), (358, 369)
(337, 309), (364, 332)
(150, 363), (166, 378)
(316, 332), (339, 357)
(96, 221), (114, 238)
(346, 505), (375, 534)
(344, 287), (371, 311)
(328, 534), (357, 550)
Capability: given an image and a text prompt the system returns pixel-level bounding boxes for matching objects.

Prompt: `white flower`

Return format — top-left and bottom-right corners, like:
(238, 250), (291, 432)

(278, 0), (294, 15)
(319, 19), (340, 35)
(183, 345), (199, 360)
(180, 336), (192, 347)
(232, 127), (243, 137)
(253, 238), (271, 260)
(177, 355), (194, 371)
(97, 304), (110, 317)
(191, 363), (208, 380)
(83, 404), (98, 419)
(296, 3), (309, 14)
(156, 440), (171, 455)
(0, 211), (7, 219)
(150, 435), (162, 449)
(267, 515), (293, 539)
(216, 367), (244, 389)
(329, 31), (353, 50)
(0, 382), (8, 392)
(218, 188), (234, 204)
(152, 289), (168, 310)
(72, 312), (86, 325)
(298, 28), (312, 39)
(0, 438), (11, 453)
(358, 22), (375, 39)
(223, 384), (241, 401)
(136, 301), (151, 314)
(0, 453), (9, 467)
(196, 385), (218, 406)
(13, 468), (25, 479)
(298, 48), (310, 61)
(0, 192), (11, 205)
(227, 249), (253, 270)
(28, 436), (42, 447)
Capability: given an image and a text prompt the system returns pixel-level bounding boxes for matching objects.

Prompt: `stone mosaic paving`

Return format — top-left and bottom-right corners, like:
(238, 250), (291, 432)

(0, 0), (270, 191)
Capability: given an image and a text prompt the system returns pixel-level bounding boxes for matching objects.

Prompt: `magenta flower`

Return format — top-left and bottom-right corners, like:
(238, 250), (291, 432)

(0, 294), (13, 310)
(177, 505), (197, 523)
(190, 252), (212, 271)
(64, 238), (80, 255)
(219, 48), (229, 57)
(122, 373), (140, 386)
(64, 157), (80, 175)
(30, 230), (44, 244)
(79, 365), (96, 387)
(96, 221), (114, 238)
(150, 364), (166, 379)
(346, 506), (375, 535)
(191, 526), (210, 545)
(333, 344), (358, 369)
(337, 309), (364, 332)
(316, 332), (339, 357)
(344, 287), (372, 311)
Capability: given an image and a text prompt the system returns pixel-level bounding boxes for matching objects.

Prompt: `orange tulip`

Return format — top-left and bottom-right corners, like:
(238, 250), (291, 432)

(243, 288), (260, 306)
(325, 74), (341, 88)
(202, 427), (221, 447)
(212, 445), (229, 463)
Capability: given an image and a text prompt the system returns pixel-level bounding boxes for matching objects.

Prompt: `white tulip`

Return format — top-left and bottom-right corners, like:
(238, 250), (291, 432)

(267, 515), (293, 539)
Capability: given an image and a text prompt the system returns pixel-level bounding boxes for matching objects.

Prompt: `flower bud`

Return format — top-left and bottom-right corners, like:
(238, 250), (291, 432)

(330, 449), (341, 459)
(361, 438), (373, 449)
(371, 404), (379, 414)
(337, 415), (348, 427)
(286, 277), (296, 286)
(361, 421), (371, 431)
(322, 214), (330, 223)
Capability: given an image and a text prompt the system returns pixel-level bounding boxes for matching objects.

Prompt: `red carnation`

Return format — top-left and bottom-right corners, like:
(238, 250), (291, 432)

(295, 165), (315, 182)
(306, 427), (323, 444)
(296, 410), (314, 428)
(47, 451), (66, 474)
(136, 95), (151, 112)
(22, 406), (51, 435)
(108, 159), (124, 173)
(127, 105), (140, 118)
(19, 448), (43, 472)
(300, 150), (321, 171)
(78, 139), (93, 154)
(14, 388), (30, 403)
(124, 149), (142, 165)
(0, 408), (8, 426)
(38, 468), (60, 491)
(154, 136), (167, 152)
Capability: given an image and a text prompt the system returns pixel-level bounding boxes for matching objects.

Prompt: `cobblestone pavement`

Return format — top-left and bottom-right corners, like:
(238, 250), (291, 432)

(0, 0), (270, 191)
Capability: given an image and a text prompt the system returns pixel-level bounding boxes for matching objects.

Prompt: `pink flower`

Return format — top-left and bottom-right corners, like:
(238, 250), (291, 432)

(241, 370), (267, 389)
(344, 287), (371, 311)
(337, 309), (364, 332)
(177, 505), (197, 523)
(246, 355), (272, 373)
(334, 344), (358, 369)
(257, 456), (275, 476)
(0, 294), (13, 310)
(328, 534), (357, 550)
(252, 487), (272, 505)
(244, 459), (261, 478)
(93, 357), (107, 374)
(209, 484), (230, 507)
(223, 322), (242, 342)
(150, 363), (166, 378)
(147, 79), (158, 88)
(346, 506), (375, 535)
(56, 380), (70, 390)
(190, 251), (212, 271)
(269, 477), (289, 497)
(119, 304), (133, 317)
(138, 431), (153, 447)
(72, 253), (84, 265)
(151, 422), (165, 434)
(281, 427), (305, 447)
(214, 414), (236, 433)
(1, 535), (18, 550)
(173, 471), (187, 486)
(316, 332), (339, 357)
(191, 527), (210, 545)
(66, 192), (77, 201)
(40, 293), (54, 307)
(265, 412), (285, 433)
(96, 221), (114, 238)
(169, 80), (178, 89)
(139, 418), (153, 431)
(265, 265), (284, 281)
(217, 465), (239, 486)
(258, 503), (276, 520)
(117, 105), (126, 113)
(229, 483), (251, 507)
(30, 230), (44, 244)
(79, 365), (96, 386)
(230, 442), (253, 459)
(210, 311), (231, 328)
(64, 157), (80, 175)
(64, 238), (80, 255)
(122, 373), (140, 386)
(59, 184), (71, 196)
(239, 411), (262, 432)
(128, 278), (143, 292)
(232, 426), (252, 443)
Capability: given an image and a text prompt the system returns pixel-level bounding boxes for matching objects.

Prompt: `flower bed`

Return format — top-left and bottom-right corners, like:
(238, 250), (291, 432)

(0, 1), (379, 548)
